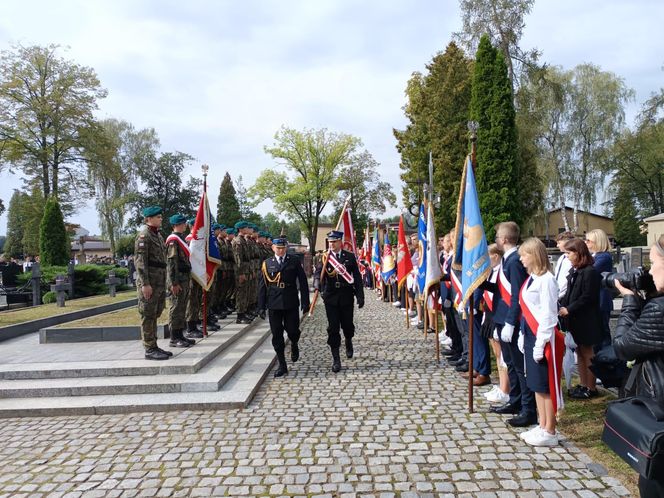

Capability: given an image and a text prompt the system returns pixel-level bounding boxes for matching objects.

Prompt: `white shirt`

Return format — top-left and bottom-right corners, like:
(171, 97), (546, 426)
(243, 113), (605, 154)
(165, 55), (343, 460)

(554, 254), (572, 299)
(520, 271), (559, 346)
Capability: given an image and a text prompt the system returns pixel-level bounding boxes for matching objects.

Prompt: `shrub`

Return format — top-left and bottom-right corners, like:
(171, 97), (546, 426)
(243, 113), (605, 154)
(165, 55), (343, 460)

(42, 290), (66, 304)
(39, 198), (70, 266)
(17, 264), (130, 299)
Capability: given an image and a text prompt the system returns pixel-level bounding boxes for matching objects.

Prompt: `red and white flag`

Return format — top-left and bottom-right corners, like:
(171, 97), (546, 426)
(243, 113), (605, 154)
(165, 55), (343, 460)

(189, 191), (221, 291)
(336, 200), (357, 255)
(396, 215), (413, 290)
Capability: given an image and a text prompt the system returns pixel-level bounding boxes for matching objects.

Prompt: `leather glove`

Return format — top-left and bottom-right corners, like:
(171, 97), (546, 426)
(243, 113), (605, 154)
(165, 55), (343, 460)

(357, 298), (365, 309)
(501, 323), (514, 343)
(492, 328), (499, 341)
(533, 342), (545, 362)
(259, 310), (266, 320)
(518, 331), (524, 353)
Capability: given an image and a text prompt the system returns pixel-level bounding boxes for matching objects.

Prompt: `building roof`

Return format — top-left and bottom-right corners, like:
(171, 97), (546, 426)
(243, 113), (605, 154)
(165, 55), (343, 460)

(71, 240), (111, 251)
(546, 206), (613, 221)
(644, 213), (664, 222)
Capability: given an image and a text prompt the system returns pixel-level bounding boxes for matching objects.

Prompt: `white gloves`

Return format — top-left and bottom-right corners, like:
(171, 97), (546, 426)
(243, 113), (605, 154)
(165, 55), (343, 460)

(533, 342), (545, 362)
(501, 323), (515, 343)
(492, 328), (499, 341)
(518, 331), (524, 353)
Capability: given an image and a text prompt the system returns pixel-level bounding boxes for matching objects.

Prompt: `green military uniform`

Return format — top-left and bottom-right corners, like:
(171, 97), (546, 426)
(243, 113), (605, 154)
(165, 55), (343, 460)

(218, 233), (234, 314)
(166, 214), (193, 348)
(135, 206), (171, 361)
(232, 221), (253, 324)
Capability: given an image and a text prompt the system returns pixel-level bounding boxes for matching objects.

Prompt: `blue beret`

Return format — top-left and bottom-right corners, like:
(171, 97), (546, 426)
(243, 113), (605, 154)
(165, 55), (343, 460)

(212, 223), (221, 230)
(326, 230), (343, 241)
(142, 206), (162, 218)
(226, 228), (237, 235)
(169, 214), (187, 225)
(272, 238), (287, 247)
(234, 221), (247, 230)
(187, 217), (195, 225)
(218, 224), (226, 230)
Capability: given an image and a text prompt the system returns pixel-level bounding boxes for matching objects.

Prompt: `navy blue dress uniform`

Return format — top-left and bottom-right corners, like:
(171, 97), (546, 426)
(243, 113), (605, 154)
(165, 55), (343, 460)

(313, 230), (364, 373)
(258, 238), (310, 377)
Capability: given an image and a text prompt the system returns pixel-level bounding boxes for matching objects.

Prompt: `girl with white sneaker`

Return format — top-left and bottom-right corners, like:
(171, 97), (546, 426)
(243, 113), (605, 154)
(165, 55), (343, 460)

(517, 238), (565, 447)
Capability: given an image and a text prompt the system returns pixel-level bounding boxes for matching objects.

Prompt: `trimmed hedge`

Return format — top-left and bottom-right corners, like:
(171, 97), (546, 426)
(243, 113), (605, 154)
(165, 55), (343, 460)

(17, 264), (130, 299)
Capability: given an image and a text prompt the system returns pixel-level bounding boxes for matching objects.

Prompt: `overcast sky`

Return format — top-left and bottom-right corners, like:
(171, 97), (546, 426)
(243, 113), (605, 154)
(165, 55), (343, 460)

(0, 0), (662, 235)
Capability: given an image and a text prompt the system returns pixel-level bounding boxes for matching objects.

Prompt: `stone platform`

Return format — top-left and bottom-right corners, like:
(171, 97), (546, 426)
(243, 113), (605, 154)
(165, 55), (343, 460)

(0, 316), (275, 417)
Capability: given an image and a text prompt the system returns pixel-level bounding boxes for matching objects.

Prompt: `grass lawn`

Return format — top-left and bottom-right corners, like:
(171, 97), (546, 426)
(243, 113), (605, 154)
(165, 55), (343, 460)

(558, 388), (639, 496)
(0, 291), (136, 327)
(56, 306), (168, 328)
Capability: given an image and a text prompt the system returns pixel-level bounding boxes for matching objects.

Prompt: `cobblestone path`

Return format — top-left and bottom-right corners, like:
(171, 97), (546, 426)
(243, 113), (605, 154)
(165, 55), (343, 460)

(0, 296), (632, 497)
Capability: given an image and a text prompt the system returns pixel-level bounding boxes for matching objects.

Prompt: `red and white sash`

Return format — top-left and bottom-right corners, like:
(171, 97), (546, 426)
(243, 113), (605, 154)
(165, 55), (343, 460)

(442, 254), (452, 290)
(166, 233), (191, 257)
(497, 265), (512, 305)
(483, 268), (498, 312)
(519, 279), (565, 415)
(327, 251), (354, 284)
(450, 269), (462, 308)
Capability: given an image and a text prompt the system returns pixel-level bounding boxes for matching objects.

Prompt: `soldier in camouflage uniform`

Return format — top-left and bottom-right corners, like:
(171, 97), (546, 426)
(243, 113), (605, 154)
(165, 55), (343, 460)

(247, 225), (261, 317)
(209, 223), (226, 319)
(135, 206), (172, 360)
(166, 214), (195, 348)
(217, 225), (234, 316)
(223, 228), (237, 312)
(232, 221), (253, 324)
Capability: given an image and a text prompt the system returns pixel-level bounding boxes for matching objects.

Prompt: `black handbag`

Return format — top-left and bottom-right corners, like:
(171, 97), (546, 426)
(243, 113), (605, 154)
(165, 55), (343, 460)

(602, 396), (664, 478)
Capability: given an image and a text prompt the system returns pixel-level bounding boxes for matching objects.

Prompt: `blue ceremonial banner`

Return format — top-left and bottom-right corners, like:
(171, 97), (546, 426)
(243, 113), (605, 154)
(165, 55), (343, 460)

(371, 226), (381, 275)
(453, 156), (491, 307)
(416, 202), (427, 294)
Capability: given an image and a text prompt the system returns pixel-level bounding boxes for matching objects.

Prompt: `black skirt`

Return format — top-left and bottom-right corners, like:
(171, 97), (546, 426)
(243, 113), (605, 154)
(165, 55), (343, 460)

(480, 312), (495, 340)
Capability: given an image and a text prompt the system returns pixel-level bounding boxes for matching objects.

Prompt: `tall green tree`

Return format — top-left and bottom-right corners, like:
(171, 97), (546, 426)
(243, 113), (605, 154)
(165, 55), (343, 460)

(0, 44), (107, 206)
(612, 181), (646, 247)
(130, 152), (202, 234)
(470, 35), (521, 238)
(235, 175), (262, 225)
(394, 42), (474, 233)
(85, 119), (159, 255)
(217, 172), (241, 225)
(454, 0), (539, 88)
(251, 126), (359, 254)
(333, 150), (397, 235)
(21, 186), (45, 257)
(39, 197), (70, 266)
(3, 190), (27, 258)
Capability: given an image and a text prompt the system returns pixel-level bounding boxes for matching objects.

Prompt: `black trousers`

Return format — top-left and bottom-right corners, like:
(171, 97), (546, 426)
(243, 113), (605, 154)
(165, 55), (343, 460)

(269, 307), (300, 353)
(508, 331), (536, 416)
(324, 302), (355, 349)
(443, 306), (463, 356)
(639, 475), (664, 497)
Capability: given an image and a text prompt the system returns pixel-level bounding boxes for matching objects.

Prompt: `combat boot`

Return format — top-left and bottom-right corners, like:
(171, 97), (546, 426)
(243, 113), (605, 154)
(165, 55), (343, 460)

(345, 339), (354, 359)
(236, 314), (252, 325)
(185, 321), (203, 339)
(205, 319), (220, 331)
(145, 347), (170, 361)
(331, 348), (342, 373)
(291, 342), (300, 363)
(169, 329), (191, 348)
(156, 347), (173, 357)
(274, 350), (288, 377)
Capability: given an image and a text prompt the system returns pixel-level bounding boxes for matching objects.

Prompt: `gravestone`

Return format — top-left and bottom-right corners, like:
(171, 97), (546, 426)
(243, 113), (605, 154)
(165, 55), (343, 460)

(67, 262), (76, 298)
(50, 275), (69, 307)
(630, 247), (642, 269)
(31, 263), (41, 307)
(105, 271), (121, 297)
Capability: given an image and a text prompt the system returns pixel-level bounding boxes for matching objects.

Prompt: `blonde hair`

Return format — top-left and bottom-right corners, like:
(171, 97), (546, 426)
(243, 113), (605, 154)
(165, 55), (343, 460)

(655, 234), (664, 258)
(496, 221), (520, 244)
(488, 243), (504, 258)
(518, 237), (551, 276)
(586, 229), (611, 252)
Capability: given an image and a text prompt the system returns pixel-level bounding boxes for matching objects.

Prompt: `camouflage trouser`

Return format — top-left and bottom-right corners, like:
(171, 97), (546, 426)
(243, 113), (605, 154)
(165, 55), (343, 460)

(222, 269), (235, 305)
(168, 281), (190, 332)
(186, 279), (203, 322)
(235, 272), (251, 314)
(138, 286), (166, 350)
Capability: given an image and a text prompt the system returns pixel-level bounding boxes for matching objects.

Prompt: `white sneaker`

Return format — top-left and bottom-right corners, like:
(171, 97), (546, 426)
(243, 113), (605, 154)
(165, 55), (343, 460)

(483, 386), (499, 399)
(519, 425), (543, 441)
(486, 389), (510, 404)
(524, 428), (559, 447)
(392, 301), (402, 307)
(440, 336), (452, 346)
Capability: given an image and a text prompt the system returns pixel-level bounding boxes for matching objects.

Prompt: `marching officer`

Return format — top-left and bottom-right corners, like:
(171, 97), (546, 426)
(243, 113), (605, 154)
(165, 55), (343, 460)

(166, 214), (195, 348)
(258, 237), (310, 377)
(314, 230), (364, 372)
(135, 206), (172, 360)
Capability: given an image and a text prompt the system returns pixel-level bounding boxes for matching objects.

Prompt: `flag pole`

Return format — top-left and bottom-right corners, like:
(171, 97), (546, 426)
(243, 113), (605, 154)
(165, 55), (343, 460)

(405, 284), (410, 329)
(434, 291), (440, 362)
(201, 164), (209, 338)
(467, 122), (478, 413)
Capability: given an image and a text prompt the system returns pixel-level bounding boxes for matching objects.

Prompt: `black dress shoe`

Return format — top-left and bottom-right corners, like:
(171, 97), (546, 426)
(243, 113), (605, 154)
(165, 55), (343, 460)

(157, 347), (173, 357)
(274, 365), (288, 377)
(442, 349), (456, 357)
(491, 403), (520, 414)
(346, 341), (353, 359)
(455, 363), (469, 372)
(145, 348), (170, 360)
(449, 357), (465, 366)
(291, 342), (300, 363)
(508, 413), (538, 427)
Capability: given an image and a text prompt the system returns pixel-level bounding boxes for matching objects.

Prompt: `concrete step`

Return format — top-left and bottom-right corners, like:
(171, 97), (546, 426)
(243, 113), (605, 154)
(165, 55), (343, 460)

(0, 323), (271, 398)
(0, 332), (277, 418)
(0, 319), (257, 380)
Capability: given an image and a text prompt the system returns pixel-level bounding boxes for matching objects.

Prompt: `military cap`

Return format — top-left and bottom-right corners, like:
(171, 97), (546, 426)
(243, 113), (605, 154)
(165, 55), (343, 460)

(187, 217), (196, 225)
(226, 228), (237, 235)
(234, 221), (248, 230)
(142, 206), (162, 218)
(212, 223), (222, 231)
(326, 230), (344, 241)
(247, 223), (257, 231)
(169, 213), (187, 225)
(272, 237), (287, 247)
(218, 224), (227, 230)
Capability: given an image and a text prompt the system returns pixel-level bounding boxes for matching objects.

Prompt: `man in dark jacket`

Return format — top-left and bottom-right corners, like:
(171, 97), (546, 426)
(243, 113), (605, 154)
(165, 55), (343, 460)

(258, 237), (310, 377)
(313, 230), (364, 373)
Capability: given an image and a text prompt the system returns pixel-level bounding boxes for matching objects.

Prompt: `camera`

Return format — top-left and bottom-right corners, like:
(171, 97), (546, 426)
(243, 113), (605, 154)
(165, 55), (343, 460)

(601, 267), (656, 294)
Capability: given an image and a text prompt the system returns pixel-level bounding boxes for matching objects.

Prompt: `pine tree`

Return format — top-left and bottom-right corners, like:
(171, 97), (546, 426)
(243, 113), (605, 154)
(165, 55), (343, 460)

(39, 197), (70, 266)
(470, 35), (521, 239)
(3, 190), (26, 258)
(613, 182), (646, 247)
(217, 172), (241, 226)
